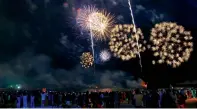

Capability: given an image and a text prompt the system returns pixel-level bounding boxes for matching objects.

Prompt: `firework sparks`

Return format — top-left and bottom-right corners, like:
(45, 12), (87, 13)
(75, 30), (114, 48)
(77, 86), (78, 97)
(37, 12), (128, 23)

(80, 52), (94, 68)
(109, 24), (146, 61)
(76, 5), (115, 40)
(76, 5), (114, 73)
(99, 49), (111, 62)
(150, 22), (193, 68)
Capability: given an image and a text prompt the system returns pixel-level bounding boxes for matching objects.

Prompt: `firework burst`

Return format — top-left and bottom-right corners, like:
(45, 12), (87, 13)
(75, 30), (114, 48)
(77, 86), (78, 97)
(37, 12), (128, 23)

(109, 24), (147, 61)
(80, 52), (94, 68)
(99, 49), (111, 62)
(76, 5), (115, 40)
(150, 22), (193, 68)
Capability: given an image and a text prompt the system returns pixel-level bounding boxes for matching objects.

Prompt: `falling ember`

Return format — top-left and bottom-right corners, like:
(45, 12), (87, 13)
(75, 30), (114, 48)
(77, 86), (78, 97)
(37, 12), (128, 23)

(150, 22), (193, 68)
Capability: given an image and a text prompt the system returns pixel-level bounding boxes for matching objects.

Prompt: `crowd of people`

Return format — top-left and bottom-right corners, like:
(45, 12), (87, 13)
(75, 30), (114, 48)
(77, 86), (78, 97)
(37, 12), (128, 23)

(0, 88), (196, 108)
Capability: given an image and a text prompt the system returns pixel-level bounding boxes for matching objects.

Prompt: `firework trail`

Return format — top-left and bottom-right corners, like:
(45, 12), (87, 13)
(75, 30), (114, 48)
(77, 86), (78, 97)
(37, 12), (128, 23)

(128, 0), (142, 72)
(76, 6), (114, 73)
(89, 24), (95, 74)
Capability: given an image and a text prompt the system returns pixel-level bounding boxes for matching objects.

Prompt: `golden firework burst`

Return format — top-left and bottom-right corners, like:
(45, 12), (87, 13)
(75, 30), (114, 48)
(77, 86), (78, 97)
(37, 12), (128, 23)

(150, 22), (193, 68)
(76, 5), (115, 40)
(80, 52), (94, 68)
(109, 24), (147, 61)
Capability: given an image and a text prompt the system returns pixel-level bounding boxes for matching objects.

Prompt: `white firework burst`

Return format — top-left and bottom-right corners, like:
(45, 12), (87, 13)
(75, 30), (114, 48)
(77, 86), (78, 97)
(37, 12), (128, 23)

(99, 50), (111, 62)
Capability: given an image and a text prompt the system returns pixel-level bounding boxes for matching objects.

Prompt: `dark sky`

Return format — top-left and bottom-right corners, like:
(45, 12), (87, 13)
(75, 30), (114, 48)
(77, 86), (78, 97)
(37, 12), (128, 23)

(0, 0), (196, 89)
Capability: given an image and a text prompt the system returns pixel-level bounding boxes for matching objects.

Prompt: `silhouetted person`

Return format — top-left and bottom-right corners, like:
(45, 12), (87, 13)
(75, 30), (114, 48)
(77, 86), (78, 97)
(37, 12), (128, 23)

(23, 92), (28, 108)
(30, 92), (35, 108)
(161, 89), (177, 108)
(150, 90), (159, 108)
(133, 89), (143, 108)
(177, 91), (187, 108)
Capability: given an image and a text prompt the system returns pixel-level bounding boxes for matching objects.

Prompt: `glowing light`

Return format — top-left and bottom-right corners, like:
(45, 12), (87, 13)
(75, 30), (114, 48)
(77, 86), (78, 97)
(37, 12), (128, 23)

(109, 24), (146, 61)
(76, 5), (115, 40)
(99, 50), (111, 62)
(16, 84), (21, 89)
(80, 52), (94, 68)
(77, 5), (114, 74)
(150, 22), (193, 68)
(141, 81), (147, 88)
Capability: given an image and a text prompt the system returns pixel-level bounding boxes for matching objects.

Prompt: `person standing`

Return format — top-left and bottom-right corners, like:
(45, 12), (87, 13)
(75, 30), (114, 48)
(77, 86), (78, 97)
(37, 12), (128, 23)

(191, 88), (196, 98)
(7, 93), (11, 104)
(133, 89), (143, 108)
(0, 93), (4, 107)
(30, 93), (35, 108)
(51, 92), (54, 107)
(58, 92), (63, 107)
(41, 92), (46, 107)
(16, 93), (21, 108)
(20, 93), (23, 108)
(68, 93), (73, 107)
(23, 92), (28, 108)
(150, 90), (160, 108)
(158, 90), (164, 107)
(177, 90), (187, 108)
(114, 92), (119, 108)
(48, 92), (52, 107)
(161, 89), (177, 108)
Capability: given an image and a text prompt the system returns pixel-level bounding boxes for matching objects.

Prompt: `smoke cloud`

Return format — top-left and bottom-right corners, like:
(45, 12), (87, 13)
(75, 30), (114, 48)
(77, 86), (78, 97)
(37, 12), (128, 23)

(0, 50), (143, 89)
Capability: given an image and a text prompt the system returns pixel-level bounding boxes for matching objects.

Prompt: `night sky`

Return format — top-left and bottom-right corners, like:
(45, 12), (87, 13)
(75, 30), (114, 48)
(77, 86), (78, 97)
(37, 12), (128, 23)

(0, 0), (197, 89)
